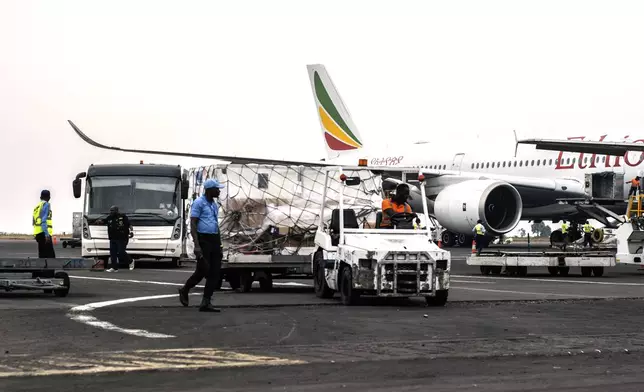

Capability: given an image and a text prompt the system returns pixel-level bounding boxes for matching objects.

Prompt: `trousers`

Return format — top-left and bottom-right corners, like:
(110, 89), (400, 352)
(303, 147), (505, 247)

(109, 239), (130, 269)
(184, 233), (222, 300)
(35, 233), (56, 258)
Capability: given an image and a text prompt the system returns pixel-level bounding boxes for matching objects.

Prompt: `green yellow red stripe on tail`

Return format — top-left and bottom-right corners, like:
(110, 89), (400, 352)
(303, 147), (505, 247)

(313, 71), (362, 150)
(307, 64), (364, 155)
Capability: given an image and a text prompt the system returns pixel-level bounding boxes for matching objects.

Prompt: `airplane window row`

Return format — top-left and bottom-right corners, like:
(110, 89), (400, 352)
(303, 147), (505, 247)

(470, 155), (607, 170)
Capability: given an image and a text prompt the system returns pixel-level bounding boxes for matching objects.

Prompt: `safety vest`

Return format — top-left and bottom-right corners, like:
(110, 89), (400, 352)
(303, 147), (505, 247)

(583, 223), (592, 233)
(380, 199), (412, 227)
(561, 223), (569, 233)
(33, 201), (53, 236)
(474, 223), (485, 235)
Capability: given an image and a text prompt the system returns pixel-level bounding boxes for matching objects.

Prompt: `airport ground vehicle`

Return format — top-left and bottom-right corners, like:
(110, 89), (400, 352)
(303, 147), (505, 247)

(60, 212), (82, 248)
(467, 191), (644, 277)
(73, 163), (190, 267)
(312, 166), (451, 306)
(0, 257), (98, 297)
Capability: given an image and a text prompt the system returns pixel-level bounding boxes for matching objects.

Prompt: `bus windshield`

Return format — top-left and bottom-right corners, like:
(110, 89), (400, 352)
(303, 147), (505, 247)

(85, 176), (180, 223)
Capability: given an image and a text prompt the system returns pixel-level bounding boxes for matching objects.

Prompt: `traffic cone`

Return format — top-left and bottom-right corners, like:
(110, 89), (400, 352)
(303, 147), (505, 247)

(437, 239), (442, 248)
(53, 236), (58, 245)
(471, 240), (477, 254)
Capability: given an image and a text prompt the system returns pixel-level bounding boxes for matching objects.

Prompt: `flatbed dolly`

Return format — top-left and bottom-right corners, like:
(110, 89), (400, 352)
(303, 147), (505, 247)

(0, 258), (98, 297)
(467, 250), (616, 277)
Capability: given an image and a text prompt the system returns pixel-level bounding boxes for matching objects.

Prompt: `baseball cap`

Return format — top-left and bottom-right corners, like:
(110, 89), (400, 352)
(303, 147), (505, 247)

(204, 179), (225, 189)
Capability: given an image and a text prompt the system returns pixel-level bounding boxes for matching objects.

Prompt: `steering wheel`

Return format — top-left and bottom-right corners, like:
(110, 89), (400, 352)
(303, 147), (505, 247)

(390, 212), (419, 229)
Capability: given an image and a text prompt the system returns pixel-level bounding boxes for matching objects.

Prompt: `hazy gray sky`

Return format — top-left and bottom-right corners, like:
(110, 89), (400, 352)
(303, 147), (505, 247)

(1, 0), (643, 233)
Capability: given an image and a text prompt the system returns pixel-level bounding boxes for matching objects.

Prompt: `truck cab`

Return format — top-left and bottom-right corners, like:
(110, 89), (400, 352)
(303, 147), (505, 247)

(72, 163), (189, 267)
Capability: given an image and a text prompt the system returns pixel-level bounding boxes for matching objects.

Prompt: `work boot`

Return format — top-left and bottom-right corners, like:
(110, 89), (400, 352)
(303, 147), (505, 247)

(199, 296), (221, 312)
(178, 287), (189, 307)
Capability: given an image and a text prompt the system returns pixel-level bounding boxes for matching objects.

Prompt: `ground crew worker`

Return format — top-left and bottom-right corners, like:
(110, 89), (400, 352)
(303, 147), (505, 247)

(33, 189), (55, 258)
(627, 176), (641, 197)
(380, 184), (418, 229)
(561, 220), (570, 243)
(178, 178), (225, 312)
(104, 206), (133, 272)
(582, 220), (594, 248)
(472, 220), (486, 255)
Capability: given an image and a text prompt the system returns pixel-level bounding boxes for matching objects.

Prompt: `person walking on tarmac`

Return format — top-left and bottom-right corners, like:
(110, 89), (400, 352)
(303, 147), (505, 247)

(33, 189), (55, 258)
(105, 206), (133, 272)
(582, 220), (594, 248)
(627, 176), (641, 197)
(472, 220), (486, 255)
(178, 178), (226, 312)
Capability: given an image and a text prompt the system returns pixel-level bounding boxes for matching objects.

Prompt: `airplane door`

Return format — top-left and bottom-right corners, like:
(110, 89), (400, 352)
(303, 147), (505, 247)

(451, 153), (465, 173)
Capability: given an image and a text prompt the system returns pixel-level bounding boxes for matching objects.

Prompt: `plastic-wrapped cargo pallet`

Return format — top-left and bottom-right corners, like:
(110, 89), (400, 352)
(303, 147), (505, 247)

(185, 164), (383, 259)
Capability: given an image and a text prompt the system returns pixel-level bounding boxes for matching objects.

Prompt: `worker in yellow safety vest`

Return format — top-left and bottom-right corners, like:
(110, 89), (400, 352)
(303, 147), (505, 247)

(33, 189), (55, 258)
(472, 220), (486, 255)
(582, 220), (593, 248)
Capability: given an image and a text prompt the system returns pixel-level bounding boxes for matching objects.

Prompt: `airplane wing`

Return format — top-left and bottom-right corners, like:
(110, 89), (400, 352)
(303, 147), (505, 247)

(68, 120), (336, 166)
(517, 138), (641, 156)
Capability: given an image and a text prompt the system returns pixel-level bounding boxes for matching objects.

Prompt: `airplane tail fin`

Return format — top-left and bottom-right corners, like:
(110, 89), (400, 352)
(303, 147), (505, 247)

(307, 64), (364, 161)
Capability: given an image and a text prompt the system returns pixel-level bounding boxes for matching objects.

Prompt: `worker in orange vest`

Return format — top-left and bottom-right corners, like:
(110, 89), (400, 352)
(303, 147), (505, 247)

(380, 184), (419, 229)
(627, 176), (641, 197)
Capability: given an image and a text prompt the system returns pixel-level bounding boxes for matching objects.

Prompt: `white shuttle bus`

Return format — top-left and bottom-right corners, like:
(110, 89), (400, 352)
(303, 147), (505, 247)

(72, 163), (189, 267)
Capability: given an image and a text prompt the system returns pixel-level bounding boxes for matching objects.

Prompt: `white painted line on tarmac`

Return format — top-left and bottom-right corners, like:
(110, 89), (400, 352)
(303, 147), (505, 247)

(69, 275), (311, 288)
(67, 314), (175, 339)
(69, 275), (203, 287)
(451, 279), (495, 285)
(452, 274), (644, 286)
(67, 293), (185, 338)
(453, 286), (601, 298)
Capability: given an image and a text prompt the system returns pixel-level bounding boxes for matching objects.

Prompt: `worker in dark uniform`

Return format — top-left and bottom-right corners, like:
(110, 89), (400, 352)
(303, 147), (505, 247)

(33, 190), (55, 258)
(105, 206), (133, 272)
(178, 178), (225, 312)
(472, 220), (486, 255)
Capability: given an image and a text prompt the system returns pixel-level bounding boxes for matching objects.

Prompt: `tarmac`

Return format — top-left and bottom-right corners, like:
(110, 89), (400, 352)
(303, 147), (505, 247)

(2, 239), (644, 391)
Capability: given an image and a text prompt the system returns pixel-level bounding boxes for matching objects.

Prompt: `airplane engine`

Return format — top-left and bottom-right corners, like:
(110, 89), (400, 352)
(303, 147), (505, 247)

(433, 180), (523, 236)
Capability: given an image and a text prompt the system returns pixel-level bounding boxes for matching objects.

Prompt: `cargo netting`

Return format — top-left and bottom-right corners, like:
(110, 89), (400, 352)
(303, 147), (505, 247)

(184, 164), (384, 259)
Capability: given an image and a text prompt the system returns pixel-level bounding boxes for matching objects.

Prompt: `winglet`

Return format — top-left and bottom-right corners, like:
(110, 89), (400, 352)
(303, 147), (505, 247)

(513, 129), (518, 158)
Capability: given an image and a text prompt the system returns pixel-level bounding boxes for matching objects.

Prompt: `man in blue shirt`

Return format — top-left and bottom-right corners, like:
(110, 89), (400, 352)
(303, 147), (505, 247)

(178, 178), (225, 312)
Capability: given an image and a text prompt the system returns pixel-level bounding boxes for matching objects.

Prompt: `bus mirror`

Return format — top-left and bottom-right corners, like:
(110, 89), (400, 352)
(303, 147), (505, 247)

(181, 179), (189, 199)
(72, 179), (82, 199)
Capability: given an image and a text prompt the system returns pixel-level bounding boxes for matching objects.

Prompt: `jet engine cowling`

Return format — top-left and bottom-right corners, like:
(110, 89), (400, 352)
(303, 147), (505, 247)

(433, 179), (522, 236)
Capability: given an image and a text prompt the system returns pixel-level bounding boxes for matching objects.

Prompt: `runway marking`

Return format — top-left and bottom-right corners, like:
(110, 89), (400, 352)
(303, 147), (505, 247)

(66, 293), (195, 339)
(69, 274), (312, 288)
(453, 286), (601, 298)
(0, 348), (305, 378)
(451, 279), (495, 284)
(452, 274), (644, 287)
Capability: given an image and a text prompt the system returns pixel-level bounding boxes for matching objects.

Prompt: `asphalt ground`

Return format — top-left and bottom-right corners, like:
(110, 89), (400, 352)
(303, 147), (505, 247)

(2, 239), (644, 391)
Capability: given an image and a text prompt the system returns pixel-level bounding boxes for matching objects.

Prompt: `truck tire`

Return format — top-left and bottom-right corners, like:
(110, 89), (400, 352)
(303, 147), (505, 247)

(441, 231), (455, 248)
(53, 272), (70, 297)
(239, 271), (253, 293)
(258, 272), (273, 292)
(581, 267), (592, 277)
(313, 250), (334, 298)
(62, 241), (68, 248)
(340, 267), (359, 305)
(226, 272), (241, 291)
(592, 267), (604, 277)
(426, 290), (448, 307)
(558, 267), (570, 276)
(480, 266), (491, 275)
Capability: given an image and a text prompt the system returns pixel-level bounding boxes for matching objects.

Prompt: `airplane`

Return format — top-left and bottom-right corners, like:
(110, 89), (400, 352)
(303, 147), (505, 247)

(67, 64), (644, 248)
